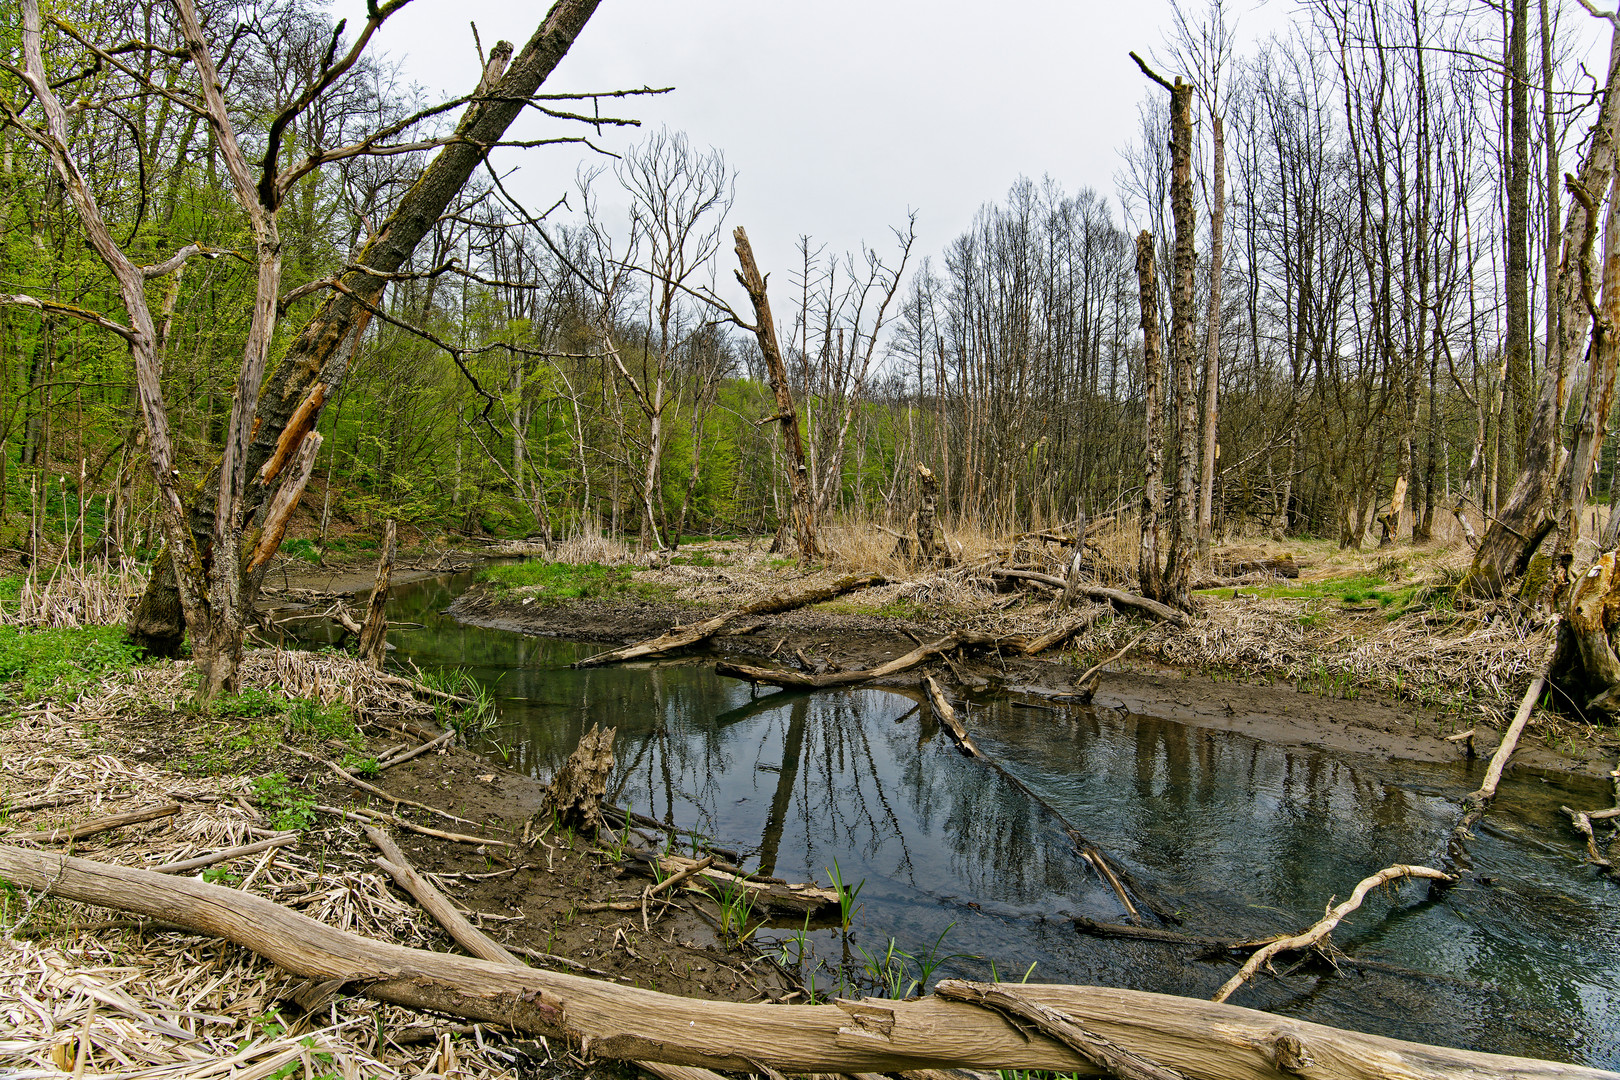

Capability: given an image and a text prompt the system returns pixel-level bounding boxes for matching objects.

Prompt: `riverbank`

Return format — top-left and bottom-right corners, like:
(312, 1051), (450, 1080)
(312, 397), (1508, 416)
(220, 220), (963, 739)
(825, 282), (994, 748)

(0, 645), (798, 1080)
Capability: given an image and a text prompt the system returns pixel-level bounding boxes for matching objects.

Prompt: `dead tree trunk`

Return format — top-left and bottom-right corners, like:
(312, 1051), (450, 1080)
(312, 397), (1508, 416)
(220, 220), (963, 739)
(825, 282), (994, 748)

(734, 226), (819, 562)
(1465, 28), (1620, 597)
(1196, 113), (1225, 562)
(1, 845), (1608, 1080)
(915, 463), (942, 562)
(1164, 73), (1199, 607)
(357, 519), (396, 667)
(1135, 230), (1167, 604)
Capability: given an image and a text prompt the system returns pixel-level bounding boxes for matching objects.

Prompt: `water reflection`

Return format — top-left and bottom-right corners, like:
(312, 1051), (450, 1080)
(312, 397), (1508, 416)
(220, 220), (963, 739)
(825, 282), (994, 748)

(374, 574), (1620, 1067)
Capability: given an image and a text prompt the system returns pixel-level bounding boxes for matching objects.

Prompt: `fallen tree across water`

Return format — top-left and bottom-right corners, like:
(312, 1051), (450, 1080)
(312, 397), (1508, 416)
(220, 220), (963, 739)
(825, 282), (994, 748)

(0, 844), (1609, 1080)
(573, 572), (885, 668)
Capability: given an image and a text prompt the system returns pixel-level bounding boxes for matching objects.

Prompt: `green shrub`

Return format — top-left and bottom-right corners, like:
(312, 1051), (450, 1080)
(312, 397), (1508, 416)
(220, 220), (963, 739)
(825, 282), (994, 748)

(251, 773), (316, 831)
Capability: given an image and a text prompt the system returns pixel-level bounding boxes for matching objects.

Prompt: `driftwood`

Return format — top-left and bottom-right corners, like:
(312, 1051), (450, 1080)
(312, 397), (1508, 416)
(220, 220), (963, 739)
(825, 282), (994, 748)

(936, 981), (1184, 1080)
(365, 825), (523, 967)
(991, 569), (1189, 626)
(5, 801), (179, 844)
(357, 519), (398, 666)
(717, 634), (970, 689)
(284, 744), (482, 828)
(149, 833), (297, 874)
(1, 845), (1610, 1080)
(1562, 806), (1615, 870)
(314, 804), (508, 847)
(376, 728), (455, 770)
(1452, 666), (1548, 858)
(1212, 863), (1455, 1004)
(925, 676), (981, 757)
(629, 853), (839, 916)
(574, 572), (885, 668)
(541, 724), (615, 832)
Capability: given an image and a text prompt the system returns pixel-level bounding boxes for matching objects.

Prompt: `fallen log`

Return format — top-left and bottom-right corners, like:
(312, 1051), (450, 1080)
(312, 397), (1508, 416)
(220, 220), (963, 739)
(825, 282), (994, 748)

(991, 570), (1189, 626)
(925, 676), (981, 757)
(574, 572), (885, 668)
(1212, 863), (1455, 1004)
(1451, 662), (1549, 860)
(365, 825), (523, 966)
(632, 853), (840, 916)
(5, 801), (179, 844)
(717, 634), (969, 689)
(149, 833), (298, 874)
(936, 981), (1184, 1080)
(1, 845), (1608, 1080)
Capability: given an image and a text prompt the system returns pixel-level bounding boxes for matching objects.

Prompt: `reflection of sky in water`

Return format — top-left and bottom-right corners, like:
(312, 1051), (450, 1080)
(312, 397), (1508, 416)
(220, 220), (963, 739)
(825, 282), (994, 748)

(376, 573), (1620, 1067)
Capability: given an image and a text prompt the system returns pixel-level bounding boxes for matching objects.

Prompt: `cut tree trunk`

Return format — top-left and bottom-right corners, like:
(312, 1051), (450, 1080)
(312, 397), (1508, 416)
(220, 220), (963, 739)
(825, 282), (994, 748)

(1, 844), (1608, 1080)
(573, 572), (884, 668)
(357, 519), (397, 667)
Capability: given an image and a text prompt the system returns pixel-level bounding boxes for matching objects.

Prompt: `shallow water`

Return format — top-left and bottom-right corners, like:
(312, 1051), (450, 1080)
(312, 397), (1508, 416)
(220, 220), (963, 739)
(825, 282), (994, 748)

(378, 572), (1620, 1067)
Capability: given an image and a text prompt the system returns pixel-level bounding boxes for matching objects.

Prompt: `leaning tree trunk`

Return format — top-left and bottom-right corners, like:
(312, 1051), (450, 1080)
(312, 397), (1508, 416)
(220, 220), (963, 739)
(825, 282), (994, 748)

(734, 226), (820, 561)
(128, 0), (602, 655)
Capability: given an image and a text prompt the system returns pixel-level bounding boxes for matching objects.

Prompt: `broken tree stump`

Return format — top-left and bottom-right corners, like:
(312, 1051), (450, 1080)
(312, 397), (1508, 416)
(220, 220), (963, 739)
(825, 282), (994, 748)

(357, 519), (397, 666)
(541, 724), (615, 832)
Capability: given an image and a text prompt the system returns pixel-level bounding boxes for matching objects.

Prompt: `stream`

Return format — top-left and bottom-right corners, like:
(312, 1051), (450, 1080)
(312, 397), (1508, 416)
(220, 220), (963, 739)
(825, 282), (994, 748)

(368, 571), (1619, 1067)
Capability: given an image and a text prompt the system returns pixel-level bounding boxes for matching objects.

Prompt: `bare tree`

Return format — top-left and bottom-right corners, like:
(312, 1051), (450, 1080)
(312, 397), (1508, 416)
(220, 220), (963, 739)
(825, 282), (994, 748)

(1, 0), (604, 697)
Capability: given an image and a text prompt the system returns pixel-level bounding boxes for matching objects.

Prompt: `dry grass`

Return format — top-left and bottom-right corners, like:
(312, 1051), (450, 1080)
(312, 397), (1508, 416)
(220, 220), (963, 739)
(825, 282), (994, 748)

(0, 711), (531, 1080)
(75, 648), (448, 721)
(0, 561), (148, 630)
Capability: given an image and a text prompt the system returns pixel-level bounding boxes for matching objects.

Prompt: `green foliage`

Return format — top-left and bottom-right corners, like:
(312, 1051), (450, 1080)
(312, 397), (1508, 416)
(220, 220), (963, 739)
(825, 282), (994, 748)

(280, 537), (322, 563)
(251, 773), (317, 831)
(284, 698), (363, 749)
(0, 625), (140, 698)
(339, 751), (379, 777)
(476, 560), (671, 602)
(0, 576), (22, 612)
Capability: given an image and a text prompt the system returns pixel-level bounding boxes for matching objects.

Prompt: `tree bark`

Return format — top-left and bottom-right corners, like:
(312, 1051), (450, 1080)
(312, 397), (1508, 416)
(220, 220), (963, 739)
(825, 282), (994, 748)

(1135, 231), (1166, 603)
(1165, 76), (1198, 607)
(734, 226), (820, 561)
(0, 845), (1609, 1080)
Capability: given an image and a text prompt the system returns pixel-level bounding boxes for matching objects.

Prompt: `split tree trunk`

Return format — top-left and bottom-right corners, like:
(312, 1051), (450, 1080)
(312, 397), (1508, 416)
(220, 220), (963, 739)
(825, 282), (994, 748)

(734, 226), (819, 562)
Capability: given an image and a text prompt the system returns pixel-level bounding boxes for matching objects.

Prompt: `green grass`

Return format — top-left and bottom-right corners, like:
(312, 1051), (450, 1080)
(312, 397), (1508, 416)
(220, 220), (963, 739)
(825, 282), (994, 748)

(0, 575), (22, 613)
(0, 625), (141, 698)
(476, 560), (672, 602)
(1196, 572), (1439, 618)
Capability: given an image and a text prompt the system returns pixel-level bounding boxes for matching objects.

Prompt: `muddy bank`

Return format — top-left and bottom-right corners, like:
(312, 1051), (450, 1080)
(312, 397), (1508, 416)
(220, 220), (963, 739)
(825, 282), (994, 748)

(445, 584), (1620, 780)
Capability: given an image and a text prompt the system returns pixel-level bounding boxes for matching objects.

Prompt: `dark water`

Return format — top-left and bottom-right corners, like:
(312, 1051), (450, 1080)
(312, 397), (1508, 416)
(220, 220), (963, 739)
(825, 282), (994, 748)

(375, 572), (1620, 1067)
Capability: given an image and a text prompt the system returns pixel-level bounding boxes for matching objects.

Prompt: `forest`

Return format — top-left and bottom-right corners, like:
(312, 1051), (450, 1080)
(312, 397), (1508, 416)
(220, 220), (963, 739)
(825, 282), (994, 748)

(2, 1), (1620, 1079)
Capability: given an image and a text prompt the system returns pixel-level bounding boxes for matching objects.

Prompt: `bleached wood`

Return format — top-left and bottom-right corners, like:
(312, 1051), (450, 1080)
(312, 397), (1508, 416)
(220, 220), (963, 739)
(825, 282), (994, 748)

(0, 845), (1608, 1080)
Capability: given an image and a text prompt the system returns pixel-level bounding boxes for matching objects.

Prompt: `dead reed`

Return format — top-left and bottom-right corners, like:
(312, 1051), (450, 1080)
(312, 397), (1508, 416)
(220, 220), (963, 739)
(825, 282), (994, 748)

(0, 560), (148, 630)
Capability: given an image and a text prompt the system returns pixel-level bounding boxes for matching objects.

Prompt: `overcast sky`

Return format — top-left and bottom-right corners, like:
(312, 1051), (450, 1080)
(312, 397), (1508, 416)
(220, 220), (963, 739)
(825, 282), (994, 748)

(372, 0), (1607, 310)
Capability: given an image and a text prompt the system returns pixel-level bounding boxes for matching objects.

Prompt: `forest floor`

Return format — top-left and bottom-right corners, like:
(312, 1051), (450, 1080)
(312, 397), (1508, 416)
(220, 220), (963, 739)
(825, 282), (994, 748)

(0, 644), (803, 1080)
(441, 529), (1620, 780)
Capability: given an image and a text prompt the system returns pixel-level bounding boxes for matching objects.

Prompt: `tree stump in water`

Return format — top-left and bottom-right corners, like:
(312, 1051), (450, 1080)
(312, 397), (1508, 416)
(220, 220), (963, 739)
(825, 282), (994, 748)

(541, 724), (616, 832)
